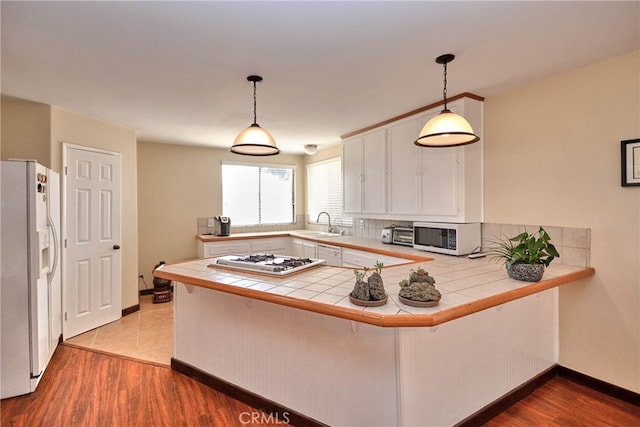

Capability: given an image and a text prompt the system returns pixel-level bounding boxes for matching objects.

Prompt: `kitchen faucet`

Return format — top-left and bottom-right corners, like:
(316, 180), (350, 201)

(316, 211), (333, 233)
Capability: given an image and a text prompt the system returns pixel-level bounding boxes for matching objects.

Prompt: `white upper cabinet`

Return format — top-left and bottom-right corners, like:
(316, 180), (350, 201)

(387, 119), (421, 215)
(417, 109), (461, 218)
(342, 128), (387, 215)
(344, 96), (483, 223)
(342, 135), (363, 214)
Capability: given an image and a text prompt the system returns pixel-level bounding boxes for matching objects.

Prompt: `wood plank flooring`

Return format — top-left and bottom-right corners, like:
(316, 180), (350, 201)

(2, 344), (638, 426)
(0, 344), (281, 427)
(484, 376), (640, 426)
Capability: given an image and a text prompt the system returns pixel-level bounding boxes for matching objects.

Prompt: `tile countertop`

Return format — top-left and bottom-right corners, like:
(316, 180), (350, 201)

(157, 232), (595, 327)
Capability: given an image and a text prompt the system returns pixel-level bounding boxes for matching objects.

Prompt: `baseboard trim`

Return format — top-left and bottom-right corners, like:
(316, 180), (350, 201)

(171, 359), (639, 426)
(557, 365), (640, 407)
(171, 358), (328, 427)
(121, 304), (140, 317)
(455, 365), (557, 426)
(457, 364), (640, 426)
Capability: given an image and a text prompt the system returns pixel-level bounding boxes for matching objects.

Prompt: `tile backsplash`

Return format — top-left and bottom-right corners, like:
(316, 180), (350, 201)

(196, 216), (590, 268)
(350, 219), (413, 240)
(350, 219), (591, 268)
(196, 215), (307, 235)
(481, 223), (591, 268)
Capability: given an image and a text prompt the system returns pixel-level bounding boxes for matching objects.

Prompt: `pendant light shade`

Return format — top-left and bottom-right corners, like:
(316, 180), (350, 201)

(415, 54), (479, 148)
(230, 75), (279, 156)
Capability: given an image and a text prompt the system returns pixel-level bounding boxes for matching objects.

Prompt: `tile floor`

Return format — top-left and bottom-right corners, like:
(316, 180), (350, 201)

(65, 294), (173, 365)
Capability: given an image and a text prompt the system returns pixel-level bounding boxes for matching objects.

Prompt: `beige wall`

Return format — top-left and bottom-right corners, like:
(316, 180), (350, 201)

(49, 108), (139, 310)
(304, 143), (341, 165)
(137, 141), (307, 282)
(484, 50), (639, 392)
(0, 99), (139, 311)
(1, 97), (52, 167)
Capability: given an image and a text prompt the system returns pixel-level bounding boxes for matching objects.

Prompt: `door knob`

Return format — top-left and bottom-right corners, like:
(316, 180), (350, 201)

(113, 244), (121, 250)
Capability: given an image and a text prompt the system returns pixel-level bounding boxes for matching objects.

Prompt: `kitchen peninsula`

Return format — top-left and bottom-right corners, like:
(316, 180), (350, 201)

(155, 232), (594, 426)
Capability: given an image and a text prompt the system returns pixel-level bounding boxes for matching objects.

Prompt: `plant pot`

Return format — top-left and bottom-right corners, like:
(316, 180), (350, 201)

(349, 293), (388, 307)
(506, 263), (545, 282)
(398, 296), (439, 307)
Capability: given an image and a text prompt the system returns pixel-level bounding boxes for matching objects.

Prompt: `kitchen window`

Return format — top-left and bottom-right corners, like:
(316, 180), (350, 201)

(222, 162), (295, 226)
(306, 157), (352, 227)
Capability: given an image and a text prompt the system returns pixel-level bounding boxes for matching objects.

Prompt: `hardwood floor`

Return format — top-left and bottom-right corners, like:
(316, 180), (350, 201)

(2, 344), (638, 426)
(484, 376), (640, 426)
(0, 345), (282, 427)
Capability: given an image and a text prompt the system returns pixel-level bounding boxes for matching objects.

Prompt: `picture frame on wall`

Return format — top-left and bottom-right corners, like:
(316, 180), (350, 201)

(621, 138), (640, 187)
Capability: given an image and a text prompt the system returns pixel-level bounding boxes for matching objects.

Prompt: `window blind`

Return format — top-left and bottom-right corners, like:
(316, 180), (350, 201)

(306, 157), (352, 227)
(222, 162), (295, 226)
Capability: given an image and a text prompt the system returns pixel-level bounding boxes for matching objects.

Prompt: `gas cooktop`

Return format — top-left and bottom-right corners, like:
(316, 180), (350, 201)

(210, 254), (326, 276)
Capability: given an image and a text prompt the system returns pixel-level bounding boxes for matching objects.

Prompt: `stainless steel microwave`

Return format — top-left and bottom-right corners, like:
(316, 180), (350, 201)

(413, 222), (481, 256)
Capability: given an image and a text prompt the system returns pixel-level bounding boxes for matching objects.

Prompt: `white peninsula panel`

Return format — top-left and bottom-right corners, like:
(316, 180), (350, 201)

(174, 281), (557, 426)
(174, 283), (399, 427)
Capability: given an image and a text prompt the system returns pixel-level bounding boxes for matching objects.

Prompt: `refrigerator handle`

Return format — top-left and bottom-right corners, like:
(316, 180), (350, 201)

(46, 214), (59, 284)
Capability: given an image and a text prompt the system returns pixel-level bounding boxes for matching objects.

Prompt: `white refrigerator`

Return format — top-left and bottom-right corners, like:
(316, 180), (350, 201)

(1, 160), (61, 399)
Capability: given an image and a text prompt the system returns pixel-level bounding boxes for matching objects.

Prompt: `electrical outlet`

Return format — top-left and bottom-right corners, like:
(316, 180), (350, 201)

(207, 218), (216, 227)
(359, 219), (365, 229)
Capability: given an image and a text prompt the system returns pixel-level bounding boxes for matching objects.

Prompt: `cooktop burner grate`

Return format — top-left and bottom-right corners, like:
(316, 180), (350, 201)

(233, 254), (277, 263)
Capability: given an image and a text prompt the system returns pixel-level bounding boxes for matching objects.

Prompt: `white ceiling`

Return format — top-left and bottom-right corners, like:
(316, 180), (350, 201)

(2, 1), (638, 154)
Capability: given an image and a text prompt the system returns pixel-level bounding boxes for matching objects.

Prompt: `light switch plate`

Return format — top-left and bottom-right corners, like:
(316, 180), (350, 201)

(207, 218), (216, 227)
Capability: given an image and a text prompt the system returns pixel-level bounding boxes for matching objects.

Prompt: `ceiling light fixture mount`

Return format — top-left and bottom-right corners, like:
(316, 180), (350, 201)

(230, 75), (279, 156)
(414, 53), (479, 148)
(304, 144), (318, 155)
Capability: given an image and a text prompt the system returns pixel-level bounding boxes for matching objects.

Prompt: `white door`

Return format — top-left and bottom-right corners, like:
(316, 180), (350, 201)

(63, 145), (122, 338)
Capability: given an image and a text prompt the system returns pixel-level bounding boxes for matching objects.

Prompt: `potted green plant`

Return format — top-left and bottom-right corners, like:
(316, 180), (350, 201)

(349, 262), (388, 306)
(488, 226), (560, 282)
(367, 261), (386, 300)
(397, 267), (441, 307)
(350, 268), (370, 301)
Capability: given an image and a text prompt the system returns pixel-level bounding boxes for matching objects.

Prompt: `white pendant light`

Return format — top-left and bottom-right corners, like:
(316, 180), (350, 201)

(230, 75), (279, 156)
(415, 54), (479, 148)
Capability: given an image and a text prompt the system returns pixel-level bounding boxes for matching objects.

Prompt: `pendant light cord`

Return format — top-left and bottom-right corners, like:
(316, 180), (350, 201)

(252, 80), (258, 125)
(442, 61), (448, 111)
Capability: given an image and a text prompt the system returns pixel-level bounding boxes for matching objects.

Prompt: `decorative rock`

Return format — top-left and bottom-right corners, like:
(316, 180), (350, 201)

(351, 280), (370, 301)
(368, 273), (386, 301)
(409, 270), (436, 285)
(399, 282), (441, 302)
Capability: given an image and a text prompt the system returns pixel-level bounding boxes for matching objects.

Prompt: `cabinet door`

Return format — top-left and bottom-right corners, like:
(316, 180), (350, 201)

(362, 129), (387, 214)
(342, 248), (376, 268)
(419, 148), (460, 216)
(251, 238), (289, 254)
(388, 119), (421, 215)
(342, 137), (362, 214)
(203, 241), (251, 257)
(291, 239), (303, 257)
(418, 113), (460, 217)
(291, 239), (316, 258)
(301, 241), (317, 258)
(342, 248), (410, 268)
